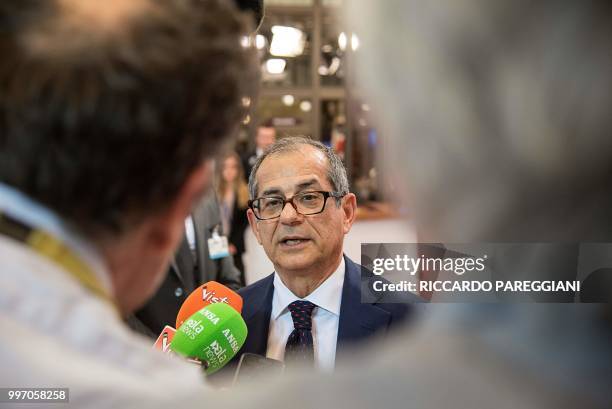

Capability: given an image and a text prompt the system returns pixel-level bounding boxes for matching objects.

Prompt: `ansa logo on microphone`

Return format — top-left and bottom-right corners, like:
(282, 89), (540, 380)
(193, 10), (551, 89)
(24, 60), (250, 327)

(201, 286), (229, 305)
(201, 308), (220, 325)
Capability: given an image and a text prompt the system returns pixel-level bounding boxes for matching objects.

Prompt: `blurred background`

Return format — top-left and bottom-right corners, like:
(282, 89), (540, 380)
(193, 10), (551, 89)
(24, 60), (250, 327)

(230, 0), (414, 282)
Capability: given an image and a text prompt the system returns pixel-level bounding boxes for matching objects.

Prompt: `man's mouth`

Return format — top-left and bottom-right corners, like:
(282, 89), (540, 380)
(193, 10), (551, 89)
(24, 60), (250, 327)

(279, 237), (310, 247)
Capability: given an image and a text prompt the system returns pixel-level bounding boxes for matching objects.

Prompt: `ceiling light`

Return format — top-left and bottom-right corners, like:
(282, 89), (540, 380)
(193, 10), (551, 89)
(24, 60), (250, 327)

(265, 58), (287, 74)
(338, 32), (360, 51)
(240, 35), (251, 48)
(338, 32), (347, 51)
(351, 33), (360, 51)
(255, 34), (266, 50)
(282, 95), (295, 106)
(300, 100), (312, 112)
(270, 25), (305, 57)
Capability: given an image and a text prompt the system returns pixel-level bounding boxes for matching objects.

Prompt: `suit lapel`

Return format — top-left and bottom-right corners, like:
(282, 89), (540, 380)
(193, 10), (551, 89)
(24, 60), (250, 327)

(192, 193), (224, 283)
(240, 274), (275, 356)
(337, 256), (391, 353)
(173, 235), (195, 291)
(191, 205), (208, 276)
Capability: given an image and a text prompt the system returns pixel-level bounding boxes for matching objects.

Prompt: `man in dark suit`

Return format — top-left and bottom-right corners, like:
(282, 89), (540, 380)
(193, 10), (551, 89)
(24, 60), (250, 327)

(238, 255), (419, 367)
(235, 136), (420, 371)
(241, 122), (276, 182)
(129, 191), (242, 338)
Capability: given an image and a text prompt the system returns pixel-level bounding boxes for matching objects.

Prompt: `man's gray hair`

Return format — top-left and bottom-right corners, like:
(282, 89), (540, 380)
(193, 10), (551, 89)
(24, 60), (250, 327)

(248, 136), (349, 204)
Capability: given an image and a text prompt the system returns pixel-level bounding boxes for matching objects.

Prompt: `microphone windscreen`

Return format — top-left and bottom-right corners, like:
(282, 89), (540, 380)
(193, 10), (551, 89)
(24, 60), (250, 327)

(153, 325), (176, 354)
(175, 281), (243, 329)
(170, 303), (247, 375)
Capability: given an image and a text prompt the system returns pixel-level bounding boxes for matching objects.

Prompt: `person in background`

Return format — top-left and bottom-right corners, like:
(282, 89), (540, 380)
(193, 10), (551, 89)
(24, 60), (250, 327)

(242, 121), (277, 180)
(216, 151), (250, 285)
(128, 190), (243, 338)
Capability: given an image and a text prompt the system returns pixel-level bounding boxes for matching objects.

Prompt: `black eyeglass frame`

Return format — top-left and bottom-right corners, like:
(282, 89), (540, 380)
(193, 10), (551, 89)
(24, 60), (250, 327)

(248, 190), (345, 220)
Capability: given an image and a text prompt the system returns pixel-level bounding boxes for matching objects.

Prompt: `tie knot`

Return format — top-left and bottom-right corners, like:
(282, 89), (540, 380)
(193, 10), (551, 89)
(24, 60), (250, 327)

(287, 300), (316, 330)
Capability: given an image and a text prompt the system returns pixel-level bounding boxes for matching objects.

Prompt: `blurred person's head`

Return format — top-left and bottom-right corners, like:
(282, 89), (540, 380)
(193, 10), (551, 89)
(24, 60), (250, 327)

(216, 151), (249, 209)
(247, 137), (356, 290)
(345, 7), (612, 408)
(347, 0), (612, 242)
(0, 0), (259, 314)
(255, 123), (277, 151)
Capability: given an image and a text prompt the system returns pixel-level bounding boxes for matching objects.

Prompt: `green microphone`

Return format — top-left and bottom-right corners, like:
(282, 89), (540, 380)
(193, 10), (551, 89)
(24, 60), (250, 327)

(170, 302), (248, 375)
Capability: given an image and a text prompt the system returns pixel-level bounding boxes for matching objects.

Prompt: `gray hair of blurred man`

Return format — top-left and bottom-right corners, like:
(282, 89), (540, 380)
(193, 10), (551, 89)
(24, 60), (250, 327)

(346, 0), (612, 242)
(248, 136), (350, 203)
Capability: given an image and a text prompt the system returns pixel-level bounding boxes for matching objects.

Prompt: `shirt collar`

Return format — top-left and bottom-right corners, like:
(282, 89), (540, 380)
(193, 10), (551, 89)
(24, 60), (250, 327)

(0, 182), (113, 296)
(271, 257), (345, 320)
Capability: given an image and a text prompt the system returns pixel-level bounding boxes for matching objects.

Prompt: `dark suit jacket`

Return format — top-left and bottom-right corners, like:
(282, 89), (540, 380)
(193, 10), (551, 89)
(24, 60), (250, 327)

(234, 255), (421, 366)
(193, 192), (243, 286)
(128, 191), (242, 338)
(241, 149), (259, 183)
(223, 195), (249, 256)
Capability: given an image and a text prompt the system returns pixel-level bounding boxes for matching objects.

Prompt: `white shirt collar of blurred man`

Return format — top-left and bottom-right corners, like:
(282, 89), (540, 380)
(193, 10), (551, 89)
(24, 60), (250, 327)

(0, 182), (112, 296)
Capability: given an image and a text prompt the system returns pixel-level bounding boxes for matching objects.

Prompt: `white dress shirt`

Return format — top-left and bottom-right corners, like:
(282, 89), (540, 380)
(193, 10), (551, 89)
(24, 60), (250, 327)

(184, 215), (197, 251)
(266, 258), (345, 372)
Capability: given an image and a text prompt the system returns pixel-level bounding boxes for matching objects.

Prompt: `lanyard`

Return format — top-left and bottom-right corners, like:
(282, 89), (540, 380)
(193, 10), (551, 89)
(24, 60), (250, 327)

(0, 212), (116, 308)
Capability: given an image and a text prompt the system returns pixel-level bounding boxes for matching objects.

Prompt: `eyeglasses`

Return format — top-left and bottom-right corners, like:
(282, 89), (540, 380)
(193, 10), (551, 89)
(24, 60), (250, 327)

(248, 191), (345, 220)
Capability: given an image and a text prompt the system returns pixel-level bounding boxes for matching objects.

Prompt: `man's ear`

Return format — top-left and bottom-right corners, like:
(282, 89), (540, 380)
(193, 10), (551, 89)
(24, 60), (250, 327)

(247, 208), (263, 245)
(341, 193), (357, 234)
(147, 160), (214, 254)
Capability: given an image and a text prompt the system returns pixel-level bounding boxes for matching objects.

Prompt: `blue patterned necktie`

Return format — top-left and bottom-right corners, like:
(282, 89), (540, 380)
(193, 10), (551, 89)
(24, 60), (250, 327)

(284, 300), (316, 366)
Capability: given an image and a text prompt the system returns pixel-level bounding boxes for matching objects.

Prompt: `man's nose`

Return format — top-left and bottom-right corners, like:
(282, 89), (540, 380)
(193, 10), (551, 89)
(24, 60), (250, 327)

(279, 200), (302, 224)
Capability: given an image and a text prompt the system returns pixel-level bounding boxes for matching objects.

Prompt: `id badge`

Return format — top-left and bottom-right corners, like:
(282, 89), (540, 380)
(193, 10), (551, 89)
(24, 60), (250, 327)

(208, 229), (230, 260)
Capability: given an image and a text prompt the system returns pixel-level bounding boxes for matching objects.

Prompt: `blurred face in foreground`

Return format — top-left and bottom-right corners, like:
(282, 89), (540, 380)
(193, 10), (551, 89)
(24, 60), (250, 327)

(347, 0), (612, 242)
